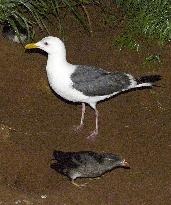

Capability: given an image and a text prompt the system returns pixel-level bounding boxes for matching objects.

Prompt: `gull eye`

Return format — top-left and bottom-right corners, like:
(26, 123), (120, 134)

(44, 42), (48, 46)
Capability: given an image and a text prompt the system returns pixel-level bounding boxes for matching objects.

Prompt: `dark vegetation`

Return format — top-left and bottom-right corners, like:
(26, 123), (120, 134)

(0, 0), (171, 52)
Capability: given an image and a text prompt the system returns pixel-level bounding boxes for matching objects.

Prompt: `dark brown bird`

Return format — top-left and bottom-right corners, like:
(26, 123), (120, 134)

(51, 150), (129, 187)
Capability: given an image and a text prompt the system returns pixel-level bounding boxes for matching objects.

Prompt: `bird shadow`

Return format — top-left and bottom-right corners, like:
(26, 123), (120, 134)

(25, 48), (47, 57)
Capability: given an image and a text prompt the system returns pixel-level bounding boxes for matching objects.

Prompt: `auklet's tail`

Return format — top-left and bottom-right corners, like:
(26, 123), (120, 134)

(135, 75), (161, 88)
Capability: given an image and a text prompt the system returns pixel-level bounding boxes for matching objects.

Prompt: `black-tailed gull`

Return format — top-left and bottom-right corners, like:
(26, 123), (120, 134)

(25, 36), (161, 139)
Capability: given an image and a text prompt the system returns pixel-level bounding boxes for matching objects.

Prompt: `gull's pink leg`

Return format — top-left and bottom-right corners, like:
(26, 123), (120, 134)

(87, 109), (99, 140)
(74, 103), (85, 131)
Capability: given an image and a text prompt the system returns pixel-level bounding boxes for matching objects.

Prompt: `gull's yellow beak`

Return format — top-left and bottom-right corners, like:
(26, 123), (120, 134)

(25, 43), (38, 49)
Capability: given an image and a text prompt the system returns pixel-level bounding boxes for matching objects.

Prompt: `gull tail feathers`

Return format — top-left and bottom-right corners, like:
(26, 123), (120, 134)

(135, 75), (161, 88)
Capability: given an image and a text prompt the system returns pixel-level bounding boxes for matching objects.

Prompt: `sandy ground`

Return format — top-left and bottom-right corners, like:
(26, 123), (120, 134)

(0, 6), (171, 205)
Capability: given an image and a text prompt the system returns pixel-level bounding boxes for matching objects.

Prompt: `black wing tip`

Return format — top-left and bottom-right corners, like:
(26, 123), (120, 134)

(136, 75), (161, 84)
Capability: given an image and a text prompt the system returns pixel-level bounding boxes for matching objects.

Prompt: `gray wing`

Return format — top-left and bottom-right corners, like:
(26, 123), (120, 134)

(71, 65), (132, 96)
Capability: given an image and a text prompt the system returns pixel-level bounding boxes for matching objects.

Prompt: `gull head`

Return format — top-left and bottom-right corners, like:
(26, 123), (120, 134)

(25, 36), (66, 56)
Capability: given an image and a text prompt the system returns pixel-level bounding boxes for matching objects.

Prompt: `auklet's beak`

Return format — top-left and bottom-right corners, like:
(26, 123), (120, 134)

(25, 43), (38, 49)
(121, 159), (130, 168)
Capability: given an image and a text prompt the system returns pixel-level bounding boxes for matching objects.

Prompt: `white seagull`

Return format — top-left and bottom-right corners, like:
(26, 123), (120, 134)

(25, 36), (161, 139)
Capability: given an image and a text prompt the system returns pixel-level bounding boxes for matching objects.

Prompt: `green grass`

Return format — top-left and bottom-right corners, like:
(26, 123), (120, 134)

(2, 0), (170, 48)
(113, 0), (171, 44)
(0, 0), (99, 41)
(144, 55), (161, 64)
(0, 0), (50, 41)
(113, 34), (140, 51)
